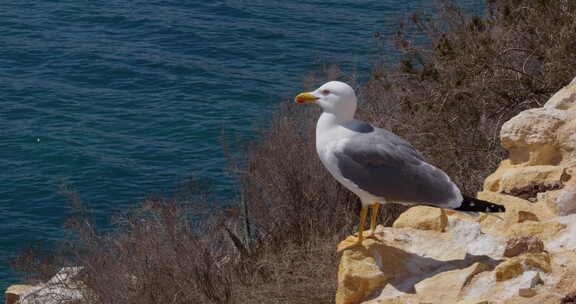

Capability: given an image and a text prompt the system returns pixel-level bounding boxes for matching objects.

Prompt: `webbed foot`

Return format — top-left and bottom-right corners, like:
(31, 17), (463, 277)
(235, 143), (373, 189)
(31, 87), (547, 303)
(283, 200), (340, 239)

(337, 235), (363, 252)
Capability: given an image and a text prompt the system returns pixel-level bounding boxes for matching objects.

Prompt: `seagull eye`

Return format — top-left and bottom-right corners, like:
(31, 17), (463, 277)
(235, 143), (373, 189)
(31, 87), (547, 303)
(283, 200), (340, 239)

(321, 89), (331, 95)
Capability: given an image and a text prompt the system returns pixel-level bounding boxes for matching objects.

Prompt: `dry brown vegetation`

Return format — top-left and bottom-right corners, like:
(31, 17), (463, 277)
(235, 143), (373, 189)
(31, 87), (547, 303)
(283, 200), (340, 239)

(364, 0), (576, 194)
(11, 0), (576, 303)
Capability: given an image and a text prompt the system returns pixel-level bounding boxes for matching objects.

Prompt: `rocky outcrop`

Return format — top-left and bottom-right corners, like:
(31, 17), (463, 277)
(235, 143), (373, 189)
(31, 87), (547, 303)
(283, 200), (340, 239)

(5, 267), (85, 304)
(336, 212), (576, 304)
(480, 76), (576, 221)
(5, 285), (34, 304)
(393, 206), (448, 232)
(336, 78), (576, 304)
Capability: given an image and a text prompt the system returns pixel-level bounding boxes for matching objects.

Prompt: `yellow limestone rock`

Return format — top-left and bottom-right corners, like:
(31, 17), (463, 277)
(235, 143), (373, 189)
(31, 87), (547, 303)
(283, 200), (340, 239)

(523, 253), (552, 273)
(518, 211), (538, 223)
(336, 213), (576, 304)
(336, 221), (507, 304)
(558, 119), (576, 157)
(336, 238), (408, 304)
(483, 160), (516, 193)
(503, 236), (545, 258)
(552, 251), (576, 294)
(392, 206), (448, 232)
(414, 262), (489, 303)
(480, 169), (573, 220)
(494, 259), (523, 282)
(498, 166), (567, 194)
(494, 253), (551, 281)
(479, 79), (576, 221)
(518, 287), (537, 297)
(507, 221), (567, 241)
(545, 183), (576, 216)
(544, 78), (576, 110)
(5, 285), (34, 304)
(476, 191), (553, 238)
(370, 294), (420, 304)
(500, 108), (565, 166)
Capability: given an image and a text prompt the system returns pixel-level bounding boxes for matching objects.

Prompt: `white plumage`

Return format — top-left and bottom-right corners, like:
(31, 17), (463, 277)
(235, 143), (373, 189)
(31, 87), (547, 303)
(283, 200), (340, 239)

(294, 81), (505, 251)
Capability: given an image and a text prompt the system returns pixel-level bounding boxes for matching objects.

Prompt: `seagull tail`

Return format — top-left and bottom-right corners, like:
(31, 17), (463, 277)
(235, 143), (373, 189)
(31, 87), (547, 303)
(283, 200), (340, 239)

(454, 196), (506, 213)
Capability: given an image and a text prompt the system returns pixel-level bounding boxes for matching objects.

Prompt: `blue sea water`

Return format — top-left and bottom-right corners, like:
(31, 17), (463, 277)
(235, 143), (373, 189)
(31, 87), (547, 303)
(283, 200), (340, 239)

(0, 0), (483, 297)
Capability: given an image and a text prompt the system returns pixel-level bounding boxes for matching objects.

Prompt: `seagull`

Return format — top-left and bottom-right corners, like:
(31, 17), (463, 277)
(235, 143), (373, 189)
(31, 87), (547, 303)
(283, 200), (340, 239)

(294, 81), (505, 251)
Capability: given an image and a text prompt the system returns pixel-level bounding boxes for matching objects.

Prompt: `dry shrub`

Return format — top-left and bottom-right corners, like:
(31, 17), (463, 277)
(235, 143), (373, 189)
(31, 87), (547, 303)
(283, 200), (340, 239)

(11, 189), (342, 304)
(11, 1), (576, 304)
(78, 199), (232, 304)
(363, 0), (576, 194)
(9, 245), (61, 285)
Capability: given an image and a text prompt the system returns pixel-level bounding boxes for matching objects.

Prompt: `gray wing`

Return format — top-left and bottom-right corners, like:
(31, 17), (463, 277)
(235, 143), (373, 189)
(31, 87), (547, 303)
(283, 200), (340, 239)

(334, 126), (460, 206)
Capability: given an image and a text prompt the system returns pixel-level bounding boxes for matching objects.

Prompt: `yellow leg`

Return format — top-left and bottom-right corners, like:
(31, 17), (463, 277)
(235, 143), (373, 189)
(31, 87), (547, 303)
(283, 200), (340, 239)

(357, 205), (368, 243)
(337, 206), (368, 252)
(369, 203), (380, 237)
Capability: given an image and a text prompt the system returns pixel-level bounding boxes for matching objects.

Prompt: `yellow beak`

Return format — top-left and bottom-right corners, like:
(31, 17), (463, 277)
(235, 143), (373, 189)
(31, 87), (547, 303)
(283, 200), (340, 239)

(294, 92), (319, 104)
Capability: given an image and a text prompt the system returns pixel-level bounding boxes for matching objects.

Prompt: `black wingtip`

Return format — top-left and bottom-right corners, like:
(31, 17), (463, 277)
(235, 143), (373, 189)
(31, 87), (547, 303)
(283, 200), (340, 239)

(454, 196), (506, 213)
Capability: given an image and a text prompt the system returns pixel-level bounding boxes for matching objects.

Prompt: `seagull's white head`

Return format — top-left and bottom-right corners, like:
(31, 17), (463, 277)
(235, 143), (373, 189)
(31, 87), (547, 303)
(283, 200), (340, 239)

(294, 81), (357, 120)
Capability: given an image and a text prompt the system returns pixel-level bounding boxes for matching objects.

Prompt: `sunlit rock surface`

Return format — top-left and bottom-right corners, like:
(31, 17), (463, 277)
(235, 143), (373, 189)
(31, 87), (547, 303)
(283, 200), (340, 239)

(337, 78), (576, 304)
